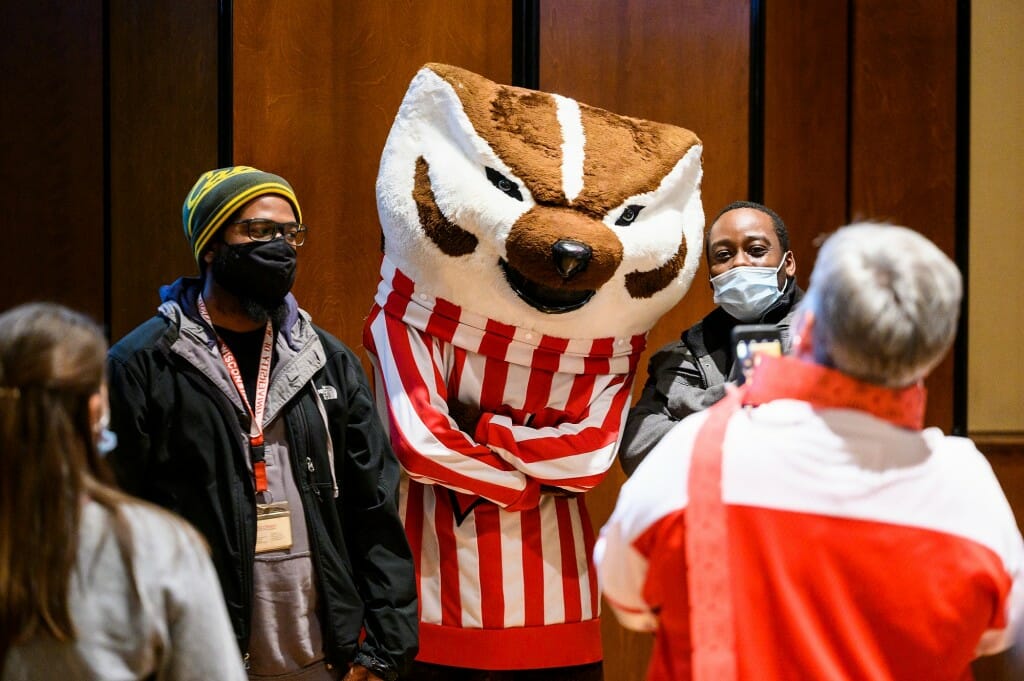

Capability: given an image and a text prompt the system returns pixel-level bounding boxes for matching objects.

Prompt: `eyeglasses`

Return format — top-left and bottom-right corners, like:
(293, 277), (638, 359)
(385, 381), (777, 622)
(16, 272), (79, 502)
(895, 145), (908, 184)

(230, 218), (308, 246)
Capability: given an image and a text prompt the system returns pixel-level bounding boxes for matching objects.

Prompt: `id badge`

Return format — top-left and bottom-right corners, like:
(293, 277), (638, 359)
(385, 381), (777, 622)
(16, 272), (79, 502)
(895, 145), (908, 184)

(255, 501), (293, 553)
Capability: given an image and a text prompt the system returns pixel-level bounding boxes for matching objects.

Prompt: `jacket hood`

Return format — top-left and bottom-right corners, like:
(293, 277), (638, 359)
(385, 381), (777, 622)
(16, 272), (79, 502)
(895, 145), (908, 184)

(158, 276), (302, 351)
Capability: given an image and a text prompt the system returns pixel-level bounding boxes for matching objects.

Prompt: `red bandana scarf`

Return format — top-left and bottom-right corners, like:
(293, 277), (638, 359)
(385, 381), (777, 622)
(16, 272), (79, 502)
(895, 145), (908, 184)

(742, 354), (926, 430)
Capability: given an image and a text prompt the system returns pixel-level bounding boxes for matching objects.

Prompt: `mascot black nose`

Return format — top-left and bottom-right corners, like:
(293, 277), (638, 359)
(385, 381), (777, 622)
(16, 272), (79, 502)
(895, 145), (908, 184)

(552, 239), (592, 280)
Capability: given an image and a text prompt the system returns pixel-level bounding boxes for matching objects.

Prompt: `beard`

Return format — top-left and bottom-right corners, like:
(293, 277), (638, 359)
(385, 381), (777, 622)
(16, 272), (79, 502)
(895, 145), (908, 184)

(236, 295), (290, 327)
(210, 242), (294, 327)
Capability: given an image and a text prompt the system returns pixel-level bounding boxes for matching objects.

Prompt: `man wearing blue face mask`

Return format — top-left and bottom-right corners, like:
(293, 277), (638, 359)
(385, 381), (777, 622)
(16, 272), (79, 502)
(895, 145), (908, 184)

(618, 201), (801, 476)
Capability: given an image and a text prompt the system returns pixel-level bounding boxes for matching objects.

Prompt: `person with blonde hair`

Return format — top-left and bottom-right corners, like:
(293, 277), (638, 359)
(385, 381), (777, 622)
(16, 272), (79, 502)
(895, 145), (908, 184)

(597, 224), (1024, 680)
(0, 302), (245, 680)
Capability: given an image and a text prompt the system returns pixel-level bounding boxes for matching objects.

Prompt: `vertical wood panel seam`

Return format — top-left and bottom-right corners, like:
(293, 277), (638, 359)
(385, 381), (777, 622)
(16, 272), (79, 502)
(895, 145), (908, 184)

(844, 0), (854, 222)
(512, 0), (540, 89)
(103, 0), (112, 334)
(218, 0), (233, 166)
(748, 0), (765, 202)
(953, 0), (970, 435)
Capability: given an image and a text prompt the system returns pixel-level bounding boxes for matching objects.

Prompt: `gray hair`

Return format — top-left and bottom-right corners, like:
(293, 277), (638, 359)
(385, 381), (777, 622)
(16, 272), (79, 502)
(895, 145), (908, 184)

(800, 223), (962, 387)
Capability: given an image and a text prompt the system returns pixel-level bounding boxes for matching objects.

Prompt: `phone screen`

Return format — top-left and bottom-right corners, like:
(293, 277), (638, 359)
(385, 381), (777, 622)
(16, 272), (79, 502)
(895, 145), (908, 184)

(731, 324), (783, 384)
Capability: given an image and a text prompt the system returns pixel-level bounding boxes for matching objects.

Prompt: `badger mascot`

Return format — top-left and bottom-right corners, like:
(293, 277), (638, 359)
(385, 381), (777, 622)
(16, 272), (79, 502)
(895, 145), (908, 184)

(364, 63), (703, 679)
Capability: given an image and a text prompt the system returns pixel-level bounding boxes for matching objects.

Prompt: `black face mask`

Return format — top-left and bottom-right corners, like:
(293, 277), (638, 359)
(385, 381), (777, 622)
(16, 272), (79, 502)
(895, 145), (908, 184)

(211, 238), (297, 306)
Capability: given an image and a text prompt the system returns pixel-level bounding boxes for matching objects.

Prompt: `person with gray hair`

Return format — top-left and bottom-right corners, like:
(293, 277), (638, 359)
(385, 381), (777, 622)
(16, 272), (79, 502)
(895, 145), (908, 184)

(596, 223), (1024, 680)
(800, 222), (961, 388)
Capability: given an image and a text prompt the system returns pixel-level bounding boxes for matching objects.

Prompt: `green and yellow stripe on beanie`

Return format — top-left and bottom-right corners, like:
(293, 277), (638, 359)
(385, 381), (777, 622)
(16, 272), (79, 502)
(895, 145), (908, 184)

(183, 166), (303, 263)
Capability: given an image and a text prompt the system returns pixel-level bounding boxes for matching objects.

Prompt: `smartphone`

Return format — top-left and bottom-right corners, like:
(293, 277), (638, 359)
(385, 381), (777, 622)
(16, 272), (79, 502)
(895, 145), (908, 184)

(731, 324), (783, 384)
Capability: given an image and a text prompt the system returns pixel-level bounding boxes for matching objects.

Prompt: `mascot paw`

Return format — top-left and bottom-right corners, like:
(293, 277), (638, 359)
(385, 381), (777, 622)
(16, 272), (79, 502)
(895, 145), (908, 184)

(448, 398), (482, 434)
(540, 484), (578, 498)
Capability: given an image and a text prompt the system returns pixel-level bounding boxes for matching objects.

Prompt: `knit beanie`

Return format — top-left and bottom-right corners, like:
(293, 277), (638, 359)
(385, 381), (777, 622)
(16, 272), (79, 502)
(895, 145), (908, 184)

(182, 166), (303, 263)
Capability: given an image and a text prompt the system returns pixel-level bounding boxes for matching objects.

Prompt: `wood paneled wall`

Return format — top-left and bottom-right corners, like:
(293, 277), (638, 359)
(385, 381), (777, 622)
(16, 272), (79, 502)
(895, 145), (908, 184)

(764, 0), (959, 430)
(973, 434), (1024, 680)
(0, 1), (104, 321)
(232, 0), (512, 362)
(847, 0), (959, 429)
(3, 1), (989, 678)
(107, 0), (220, 340)
(763, 0), (849, 290)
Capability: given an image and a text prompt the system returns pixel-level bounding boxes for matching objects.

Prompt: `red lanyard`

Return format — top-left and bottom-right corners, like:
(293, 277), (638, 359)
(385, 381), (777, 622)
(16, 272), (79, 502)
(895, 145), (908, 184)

(198, 296), (273, 494)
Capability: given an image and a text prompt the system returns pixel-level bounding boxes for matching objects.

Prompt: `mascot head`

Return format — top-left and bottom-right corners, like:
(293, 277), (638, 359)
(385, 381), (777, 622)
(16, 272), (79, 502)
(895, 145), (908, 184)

(377, 63), (704, 340)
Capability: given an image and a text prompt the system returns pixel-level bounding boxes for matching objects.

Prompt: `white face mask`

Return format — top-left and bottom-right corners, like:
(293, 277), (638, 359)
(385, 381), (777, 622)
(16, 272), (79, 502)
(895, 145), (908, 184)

(710, 256), (788, 322)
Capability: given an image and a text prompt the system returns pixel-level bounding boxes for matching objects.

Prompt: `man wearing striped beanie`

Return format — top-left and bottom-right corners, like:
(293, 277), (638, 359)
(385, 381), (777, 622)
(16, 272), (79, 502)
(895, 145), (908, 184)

(106, 166), (418, 681)
(183, 166), (304, 326)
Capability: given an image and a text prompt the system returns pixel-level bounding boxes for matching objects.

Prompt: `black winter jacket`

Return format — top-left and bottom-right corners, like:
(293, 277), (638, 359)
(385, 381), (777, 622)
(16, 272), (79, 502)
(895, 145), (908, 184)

(106, 278), (417, 679)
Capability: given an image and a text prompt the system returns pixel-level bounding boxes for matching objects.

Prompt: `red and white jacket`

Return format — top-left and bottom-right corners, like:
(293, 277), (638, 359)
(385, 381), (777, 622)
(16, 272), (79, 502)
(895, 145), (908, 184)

(364, 258), (644, 669)
(596, 357), (1024, 681)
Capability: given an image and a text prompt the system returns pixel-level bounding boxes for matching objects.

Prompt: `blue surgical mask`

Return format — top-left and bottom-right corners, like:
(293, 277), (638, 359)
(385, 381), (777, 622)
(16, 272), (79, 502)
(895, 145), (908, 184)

(95, 410), (118, 456)
(710, 256), (788, 322)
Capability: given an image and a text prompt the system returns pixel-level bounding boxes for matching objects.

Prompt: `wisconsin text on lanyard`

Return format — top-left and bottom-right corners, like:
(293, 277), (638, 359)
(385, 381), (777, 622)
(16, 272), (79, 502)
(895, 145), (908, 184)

(197, 296), (274, 494)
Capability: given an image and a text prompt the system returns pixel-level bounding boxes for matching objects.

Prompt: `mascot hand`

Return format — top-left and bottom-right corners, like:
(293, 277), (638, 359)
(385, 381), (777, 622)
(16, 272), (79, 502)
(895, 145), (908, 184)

(448, 398), (482, 435)
(342, 665), (382, 681)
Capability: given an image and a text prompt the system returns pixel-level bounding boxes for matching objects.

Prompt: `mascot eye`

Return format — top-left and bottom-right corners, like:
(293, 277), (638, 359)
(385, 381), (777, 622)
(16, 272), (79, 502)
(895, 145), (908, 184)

(615, 204), (645, 226)
(485, 167), (523, 201)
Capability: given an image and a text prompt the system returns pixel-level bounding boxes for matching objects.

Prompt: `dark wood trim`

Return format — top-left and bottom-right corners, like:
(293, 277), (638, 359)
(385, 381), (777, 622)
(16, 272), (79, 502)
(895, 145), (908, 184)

(844, 0), (854, 220)
(512, 0), (540, 89)
(748, 0), (765, 202)
(218, 0), (233, 165)
(971, 432), (1024, 457)
(953, 0), (970, 436)
(102, 0), (112, 332)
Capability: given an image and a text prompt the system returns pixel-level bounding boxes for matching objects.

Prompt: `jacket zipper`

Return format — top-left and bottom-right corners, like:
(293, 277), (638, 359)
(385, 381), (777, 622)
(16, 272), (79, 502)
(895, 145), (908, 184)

(290, 397), (339, 665)
(307, 456), (321, 499)
(174, 352), (256, 657)
(239, 425), (256, 658)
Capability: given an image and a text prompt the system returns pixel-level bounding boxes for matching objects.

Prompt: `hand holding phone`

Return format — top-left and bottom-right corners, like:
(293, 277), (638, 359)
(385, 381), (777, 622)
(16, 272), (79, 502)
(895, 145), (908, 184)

(731, 324), (783, 384)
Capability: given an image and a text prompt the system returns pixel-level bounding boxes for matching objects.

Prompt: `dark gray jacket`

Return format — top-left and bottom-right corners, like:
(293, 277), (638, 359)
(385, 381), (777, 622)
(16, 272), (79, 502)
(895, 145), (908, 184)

(619, 280), (804, 476)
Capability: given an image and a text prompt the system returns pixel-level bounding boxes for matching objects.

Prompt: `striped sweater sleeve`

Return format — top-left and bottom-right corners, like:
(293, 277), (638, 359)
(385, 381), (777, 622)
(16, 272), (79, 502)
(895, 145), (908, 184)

(475, 372), (634, 492)
(366, 305), (541, 510)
